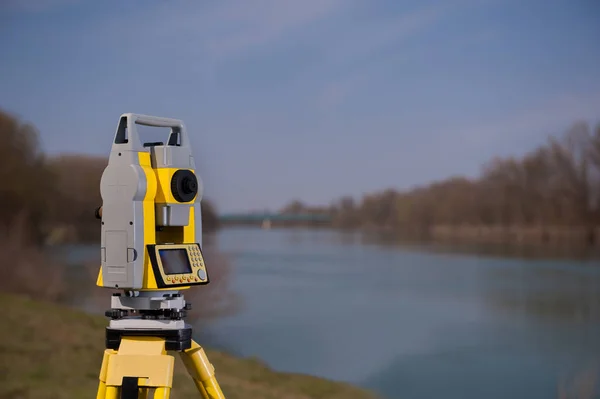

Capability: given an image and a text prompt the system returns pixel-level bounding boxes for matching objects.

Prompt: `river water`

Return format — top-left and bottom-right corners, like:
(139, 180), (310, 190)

(64, 227), (600, 399)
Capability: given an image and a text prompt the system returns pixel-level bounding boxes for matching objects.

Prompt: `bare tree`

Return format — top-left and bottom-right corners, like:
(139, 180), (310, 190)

(327, 120), (600, 247)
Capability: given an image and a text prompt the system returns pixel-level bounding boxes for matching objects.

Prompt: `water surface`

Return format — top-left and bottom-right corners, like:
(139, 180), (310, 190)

(62, 227), (600, 398)
(200, 227), (600, 399)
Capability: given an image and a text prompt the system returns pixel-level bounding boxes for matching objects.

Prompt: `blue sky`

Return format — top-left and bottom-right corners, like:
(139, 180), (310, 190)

(1, 0), (599, 213)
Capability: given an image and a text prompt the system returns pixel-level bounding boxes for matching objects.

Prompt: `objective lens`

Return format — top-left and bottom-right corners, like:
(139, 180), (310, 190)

(171, 170), (198, 202)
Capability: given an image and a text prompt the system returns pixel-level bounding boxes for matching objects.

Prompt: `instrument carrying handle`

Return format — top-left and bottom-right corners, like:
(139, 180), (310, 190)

(112, 113), (191, 151)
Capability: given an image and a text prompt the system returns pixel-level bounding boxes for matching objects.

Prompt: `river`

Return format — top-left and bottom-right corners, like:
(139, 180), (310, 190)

(63, 227), (600, 399)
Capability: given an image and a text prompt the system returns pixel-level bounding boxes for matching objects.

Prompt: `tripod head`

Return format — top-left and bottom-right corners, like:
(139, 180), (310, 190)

(95, 113), (209, 292)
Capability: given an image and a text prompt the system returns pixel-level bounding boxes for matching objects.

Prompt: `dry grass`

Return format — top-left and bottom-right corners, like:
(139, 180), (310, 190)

(0, 214), (66, 302)
(0, 293), (378, 399)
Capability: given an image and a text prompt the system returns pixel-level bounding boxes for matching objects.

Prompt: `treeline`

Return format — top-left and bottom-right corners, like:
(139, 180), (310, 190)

(284, 121), (600, 247)
(280, 200), (330, 215)
(0, 109), (220, 246)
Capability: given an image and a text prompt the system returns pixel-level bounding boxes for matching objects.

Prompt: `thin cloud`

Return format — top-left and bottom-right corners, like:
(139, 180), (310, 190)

(80, 0), (467, 85)
(312, 1), (472, 111)
(75, 0), (350, 73)
(203, 0), (347, 61)
(450, 92), (600, 156)
(313, 0), (488, 70)
(1, 0), (80, 12)
(316, 70), (374, 111)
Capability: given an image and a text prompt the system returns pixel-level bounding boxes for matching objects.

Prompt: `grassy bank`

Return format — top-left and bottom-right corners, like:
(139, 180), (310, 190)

(0, 293), (377, 399)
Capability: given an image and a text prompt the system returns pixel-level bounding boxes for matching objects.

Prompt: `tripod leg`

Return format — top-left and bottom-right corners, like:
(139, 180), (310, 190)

(104, 387), (120, 399)
(180, 342), (224, 399)
(180, 340), (226, 399)
(152, 387), (170, 398)
(96, 337), (175, 398)
(96, 380), (107, 398)
(96, 382), (118, 399)
(97, 348), (120, 399)
(139, 387), (169, 399)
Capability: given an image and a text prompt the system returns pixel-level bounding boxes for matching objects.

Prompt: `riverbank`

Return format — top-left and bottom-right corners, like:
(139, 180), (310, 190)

(385, 224), (600, 259)
(351, 227), (599, 260)
(428, 225), (600, 247)
(0, 293), (378, 399)
(346, 223), (600, 248)
(220, 223), (600, 260)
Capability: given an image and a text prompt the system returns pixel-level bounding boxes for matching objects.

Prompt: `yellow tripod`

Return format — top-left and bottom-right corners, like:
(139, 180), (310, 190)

(96, 336), (225, 398)
(95, 292), (226, 399)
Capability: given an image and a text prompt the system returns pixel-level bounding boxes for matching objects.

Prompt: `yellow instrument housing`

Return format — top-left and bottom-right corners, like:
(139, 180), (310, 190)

(97, 113), (206, 291)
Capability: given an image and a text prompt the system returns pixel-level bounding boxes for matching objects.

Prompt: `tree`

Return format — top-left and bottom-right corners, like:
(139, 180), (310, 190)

(546, 122), (594, 226)
(280, 200), (305, 214)
(201, 199), (220, 233)
(320, 119), (600, 247)
(589, 124), (600, 223)
(0, 110), (57, 244)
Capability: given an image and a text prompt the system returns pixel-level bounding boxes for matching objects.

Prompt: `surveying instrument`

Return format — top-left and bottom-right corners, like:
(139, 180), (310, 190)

(94, 113), (226, 398)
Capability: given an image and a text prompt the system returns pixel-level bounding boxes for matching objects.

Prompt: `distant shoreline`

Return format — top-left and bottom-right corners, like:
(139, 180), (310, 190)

(219, 222), (600, 260)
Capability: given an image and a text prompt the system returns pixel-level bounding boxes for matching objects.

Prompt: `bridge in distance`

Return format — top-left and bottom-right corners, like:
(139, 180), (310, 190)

(219, 212), (331, 226)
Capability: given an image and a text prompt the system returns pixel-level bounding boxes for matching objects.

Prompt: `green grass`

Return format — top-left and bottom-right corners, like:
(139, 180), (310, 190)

(0, 293), (379, 399)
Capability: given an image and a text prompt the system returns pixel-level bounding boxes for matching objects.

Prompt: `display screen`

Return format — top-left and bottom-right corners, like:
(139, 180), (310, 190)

(158, 249), (192, 275)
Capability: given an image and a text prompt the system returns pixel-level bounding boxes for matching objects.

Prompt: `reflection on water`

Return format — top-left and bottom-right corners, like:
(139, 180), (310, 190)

(357, 230), (600, 261)
(485, 264), (600, 323)
(54, 228), (600, 399)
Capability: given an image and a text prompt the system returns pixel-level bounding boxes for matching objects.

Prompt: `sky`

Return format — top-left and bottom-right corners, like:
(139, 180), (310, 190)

(1, 0), (599, 213)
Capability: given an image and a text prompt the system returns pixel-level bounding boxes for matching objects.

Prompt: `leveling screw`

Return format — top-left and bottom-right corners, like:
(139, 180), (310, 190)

(105, 309), (128, 319)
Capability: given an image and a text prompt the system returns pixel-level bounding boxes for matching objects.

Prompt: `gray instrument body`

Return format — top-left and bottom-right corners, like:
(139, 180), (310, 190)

(99, 113), (203, 290)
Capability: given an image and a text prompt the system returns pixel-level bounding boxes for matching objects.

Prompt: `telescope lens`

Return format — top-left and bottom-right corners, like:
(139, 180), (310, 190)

(183, 178), (197, 194)
(171, 170), (198, 202)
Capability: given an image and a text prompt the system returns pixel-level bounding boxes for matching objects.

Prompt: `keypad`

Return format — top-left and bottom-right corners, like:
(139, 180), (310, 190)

(188, 245), (205, 269)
